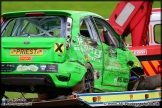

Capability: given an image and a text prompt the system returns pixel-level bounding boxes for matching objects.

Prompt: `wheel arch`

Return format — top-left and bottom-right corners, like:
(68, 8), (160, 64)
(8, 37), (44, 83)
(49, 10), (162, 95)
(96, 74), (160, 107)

(72, 62), (95, 93)
(85, 62), (95, 72)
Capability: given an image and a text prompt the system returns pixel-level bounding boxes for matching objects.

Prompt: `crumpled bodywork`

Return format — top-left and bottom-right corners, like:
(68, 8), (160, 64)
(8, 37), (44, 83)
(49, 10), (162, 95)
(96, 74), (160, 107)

(1, 10), (143, 93)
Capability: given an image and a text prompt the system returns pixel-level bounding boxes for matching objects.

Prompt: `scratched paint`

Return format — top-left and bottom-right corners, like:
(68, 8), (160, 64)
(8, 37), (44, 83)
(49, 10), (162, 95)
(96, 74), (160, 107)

(1, 10), (144, 94)
(66, 24), (141, 92)
(74, 36), (102, 62)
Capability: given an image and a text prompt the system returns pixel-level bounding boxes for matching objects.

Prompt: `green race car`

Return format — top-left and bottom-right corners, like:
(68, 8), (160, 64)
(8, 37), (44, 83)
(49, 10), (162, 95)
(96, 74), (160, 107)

(1, 10), (144, 100)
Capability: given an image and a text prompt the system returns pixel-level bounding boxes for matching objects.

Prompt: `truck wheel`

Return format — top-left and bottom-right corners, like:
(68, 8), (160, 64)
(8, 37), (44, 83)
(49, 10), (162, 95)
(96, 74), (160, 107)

(72, 64), (94, 93)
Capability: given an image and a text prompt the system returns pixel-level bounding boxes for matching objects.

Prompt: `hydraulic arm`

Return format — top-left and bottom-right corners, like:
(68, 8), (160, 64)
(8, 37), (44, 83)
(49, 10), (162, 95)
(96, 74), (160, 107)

(108, 0), (153, 46)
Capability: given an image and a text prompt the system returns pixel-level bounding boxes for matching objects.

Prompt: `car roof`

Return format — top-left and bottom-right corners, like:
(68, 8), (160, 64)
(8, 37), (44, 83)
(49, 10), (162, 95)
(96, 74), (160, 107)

(2, 10), (103, 19)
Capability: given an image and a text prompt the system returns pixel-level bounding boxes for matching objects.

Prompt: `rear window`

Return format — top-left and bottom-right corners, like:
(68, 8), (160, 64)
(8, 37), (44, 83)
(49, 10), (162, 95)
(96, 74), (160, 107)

(1, 16), (67, 37)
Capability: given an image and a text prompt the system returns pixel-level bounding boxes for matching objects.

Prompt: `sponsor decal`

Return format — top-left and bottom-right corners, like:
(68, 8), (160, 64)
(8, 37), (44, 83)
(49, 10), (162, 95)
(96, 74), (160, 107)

(19, 56), (32, 61)
(10, 49), (44, 55)
(40, 64), (58, 72)
(16, 65), (38, 72)
(132, 49), (147, 55)
(40, 65), (46, 71)
(1, 63), (58, 72)
(54, 43), (64, 53)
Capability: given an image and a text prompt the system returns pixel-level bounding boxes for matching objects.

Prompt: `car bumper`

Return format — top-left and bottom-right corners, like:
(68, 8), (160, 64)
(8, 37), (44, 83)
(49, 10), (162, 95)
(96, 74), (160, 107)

(1, 62), (87, 88)
(1, 74), (54, 86)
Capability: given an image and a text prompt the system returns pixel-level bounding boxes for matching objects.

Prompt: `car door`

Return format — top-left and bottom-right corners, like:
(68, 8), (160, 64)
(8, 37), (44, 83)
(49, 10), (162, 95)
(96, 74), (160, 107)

(91, 16), (130, 91)
(78, 17), (104, 83)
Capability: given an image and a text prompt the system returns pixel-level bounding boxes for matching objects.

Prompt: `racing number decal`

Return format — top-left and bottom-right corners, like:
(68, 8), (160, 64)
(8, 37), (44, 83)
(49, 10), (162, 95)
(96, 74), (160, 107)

(54, 43), (64, 53)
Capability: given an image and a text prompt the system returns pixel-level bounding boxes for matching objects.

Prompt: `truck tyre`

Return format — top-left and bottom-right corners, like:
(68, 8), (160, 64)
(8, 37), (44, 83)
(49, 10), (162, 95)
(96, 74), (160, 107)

(128, 74), (161, 90)
(72, 64), (94, 93)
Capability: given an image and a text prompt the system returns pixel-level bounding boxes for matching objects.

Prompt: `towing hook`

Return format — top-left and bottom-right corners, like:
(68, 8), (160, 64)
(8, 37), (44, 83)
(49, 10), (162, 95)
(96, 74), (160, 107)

(127, 60), (134, 66)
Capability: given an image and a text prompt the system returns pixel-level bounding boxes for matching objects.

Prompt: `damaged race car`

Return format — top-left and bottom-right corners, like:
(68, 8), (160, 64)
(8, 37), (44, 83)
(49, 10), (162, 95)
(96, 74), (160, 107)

(1, 10), (160, 100)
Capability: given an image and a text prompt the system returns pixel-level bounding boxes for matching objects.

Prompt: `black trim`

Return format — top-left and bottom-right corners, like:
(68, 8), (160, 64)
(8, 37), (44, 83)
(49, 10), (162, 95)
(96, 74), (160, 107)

(1, 74), (55, 86)
(137, 55), (161, 61)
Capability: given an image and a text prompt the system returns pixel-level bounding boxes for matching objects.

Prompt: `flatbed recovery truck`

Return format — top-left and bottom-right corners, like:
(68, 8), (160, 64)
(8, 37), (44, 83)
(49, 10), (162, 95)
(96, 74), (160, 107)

(2, 89), (161, 107)
(26, 89), (161, 107)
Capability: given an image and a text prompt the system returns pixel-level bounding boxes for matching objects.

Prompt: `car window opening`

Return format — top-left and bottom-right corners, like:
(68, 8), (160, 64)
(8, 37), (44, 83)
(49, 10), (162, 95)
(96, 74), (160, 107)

(80, 20), (91, 38)
(1, 16), (67, 38)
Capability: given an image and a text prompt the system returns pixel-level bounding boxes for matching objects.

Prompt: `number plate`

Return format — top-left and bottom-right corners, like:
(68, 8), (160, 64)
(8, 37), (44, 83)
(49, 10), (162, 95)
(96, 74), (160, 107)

(10, 49), (44, 55)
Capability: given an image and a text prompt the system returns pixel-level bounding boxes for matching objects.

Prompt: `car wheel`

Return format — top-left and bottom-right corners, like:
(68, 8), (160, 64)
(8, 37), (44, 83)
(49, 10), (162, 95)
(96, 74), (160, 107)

(72, 64), (94, 93)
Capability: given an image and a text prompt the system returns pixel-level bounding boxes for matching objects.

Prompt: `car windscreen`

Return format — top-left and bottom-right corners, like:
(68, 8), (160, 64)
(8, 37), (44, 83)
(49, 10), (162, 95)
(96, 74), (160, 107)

(1, 16), (67, 38)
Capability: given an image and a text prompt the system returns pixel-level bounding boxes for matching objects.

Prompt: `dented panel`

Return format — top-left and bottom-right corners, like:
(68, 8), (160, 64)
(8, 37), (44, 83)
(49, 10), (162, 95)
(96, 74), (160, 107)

(1, 10), (143, 94)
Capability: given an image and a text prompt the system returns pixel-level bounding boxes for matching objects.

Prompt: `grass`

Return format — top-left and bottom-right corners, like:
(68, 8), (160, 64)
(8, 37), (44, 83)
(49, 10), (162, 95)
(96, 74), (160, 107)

(5, 92), (37, 99)
(1, 1), (161, 18)
(2, 1), (161, 99)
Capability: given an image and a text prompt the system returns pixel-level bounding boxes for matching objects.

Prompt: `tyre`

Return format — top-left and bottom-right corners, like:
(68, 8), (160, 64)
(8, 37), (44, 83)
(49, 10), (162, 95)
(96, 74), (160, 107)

(72, 64), (94, 93)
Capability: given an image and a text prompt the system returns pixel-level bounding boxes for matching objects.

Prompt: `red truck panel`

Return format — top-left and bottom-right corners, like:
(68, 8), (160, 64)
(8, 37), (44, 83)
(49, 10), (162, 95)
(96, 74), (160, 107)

(108, 0), (161, 77)
(129, 45), (161, 56)
(129, 45), (161, 76)
(108, 1), (153, 46)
